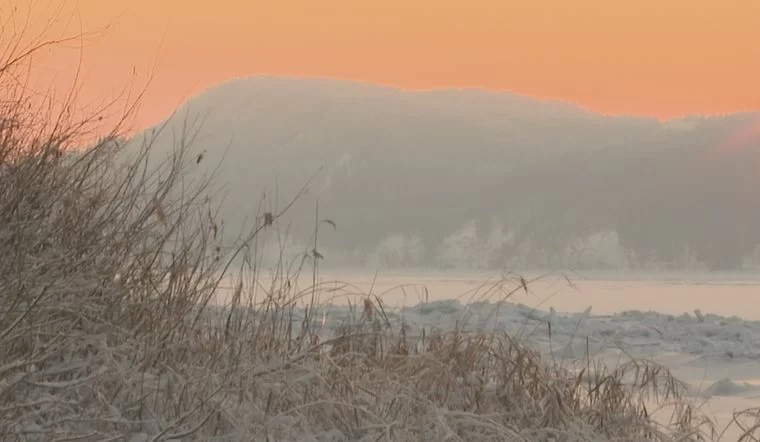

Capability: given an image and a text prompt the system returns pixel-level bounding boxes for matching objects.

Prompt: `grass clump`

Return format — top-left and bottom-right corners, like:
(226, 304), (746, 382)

(2, 18), (759, 442)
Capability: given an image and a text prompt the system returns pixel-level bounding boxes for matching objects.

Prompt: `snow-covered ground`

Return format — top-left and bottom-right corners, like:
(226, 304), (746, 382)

(218, 271), (760, 438)
(327, 272), (760, 438)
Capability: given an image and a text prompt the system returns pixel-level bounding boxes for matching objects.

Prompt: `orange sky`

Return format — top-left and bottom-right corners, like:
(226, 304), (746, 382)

(11, 0), (760, 131)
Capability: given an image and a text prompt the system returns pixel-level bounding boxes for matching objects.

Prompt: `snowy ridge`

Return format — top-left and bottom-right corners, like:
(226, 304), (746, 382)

(276, 300), (760, 361)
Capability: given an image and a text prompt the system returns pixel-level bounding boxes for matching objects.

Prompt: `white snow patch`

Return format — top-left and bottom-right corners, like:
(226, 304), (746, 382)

(702, 378), (760, 398)
(292, 299), (760, 361)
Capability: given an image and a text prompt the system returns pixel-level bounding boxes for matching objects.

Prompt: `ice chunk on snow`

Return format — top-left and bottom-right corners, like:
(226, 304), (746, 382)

(703, 377), (760, 397)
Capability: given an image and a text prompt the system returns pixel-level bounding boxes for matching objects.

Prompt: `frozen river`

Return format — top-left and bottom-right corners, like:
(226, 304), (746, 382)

(216, 270), (760, 439)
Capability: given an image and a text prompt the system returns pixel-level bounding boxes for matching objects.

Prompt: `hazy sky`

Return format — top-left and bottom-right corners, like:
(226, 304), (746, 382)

(14, 0), (760, 130)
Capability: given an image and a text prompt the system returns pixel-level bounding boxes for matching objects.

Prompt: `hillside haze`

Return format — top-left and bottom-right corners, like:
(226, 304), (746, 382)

(130, 76), (760, 271)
